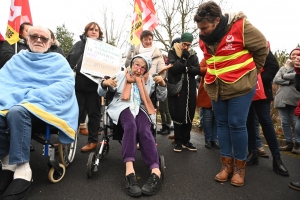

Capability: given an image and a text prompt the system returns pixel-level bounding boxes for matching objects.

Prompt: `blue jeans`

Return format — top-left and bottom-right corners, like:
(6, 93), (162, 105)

(294, 116), (300, 144)
(247, 101), (280, 156)
(212, 87), (255, 160)
(277, 105), (299, 143)
(199, 107), (203, 127)
(0, 105), (34, 164)
(253, 110), (263, 148)
(202, 108), (217, 142)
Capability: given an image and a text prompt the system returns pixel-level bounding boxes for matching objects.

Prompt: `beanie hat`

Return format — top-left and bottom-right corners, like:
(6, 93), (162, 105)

(171, 37), (181, 47)
(289, 47), (300, 58)
(130, 54), (152, 73)
(181, 33), (193, 43)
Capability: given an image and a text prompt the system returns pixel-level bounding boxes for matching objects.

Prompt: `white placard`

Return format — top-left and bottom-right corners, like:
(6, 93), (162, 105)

(80, 38), (122, 83)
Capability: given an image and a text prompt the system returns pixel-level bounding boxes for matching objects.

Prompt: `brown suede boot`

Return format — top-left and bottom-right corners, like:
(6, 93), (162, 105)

(231, 159), (246, 187)
(215, 156), (233, 182)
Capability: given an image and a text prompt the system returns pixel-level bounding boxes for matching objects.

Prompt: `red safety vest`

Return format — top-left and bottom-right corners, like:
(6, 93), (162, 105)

(199, 18), (256, 84)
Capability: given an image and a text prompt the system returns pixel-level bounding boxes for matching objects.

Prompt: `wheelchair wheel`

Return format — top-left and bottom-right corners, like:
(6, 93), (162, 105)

(99, 142), (109, 159)
(87, 152), (96, 178)
(58, 133), (77, 167)
(48, 163), (66, 183)
(159, 155), (166, 180)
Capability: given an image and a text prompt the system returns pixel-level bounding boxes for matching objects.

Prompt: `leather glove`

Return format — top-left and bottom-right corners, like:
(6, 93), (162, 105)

(181, 49), (190, 60)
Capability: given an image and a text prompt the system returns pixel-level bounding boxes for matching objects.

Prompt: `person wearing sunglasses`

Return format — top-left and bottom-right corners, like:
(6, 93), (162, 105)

(167, 32), (200, 153)
(194, 1), (269, 187)
(0, 22), (32, 69)
(0, 26), (78, 200)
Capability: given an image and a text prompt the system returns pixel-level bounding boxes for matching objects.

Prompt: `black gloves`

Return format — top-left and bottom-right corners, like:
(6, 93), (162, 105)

(181, 49), (190, 60)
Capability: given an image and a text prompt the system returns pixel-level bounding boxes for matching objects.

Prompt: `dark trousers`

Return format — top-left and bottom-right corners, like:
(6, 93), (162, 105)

(247, 101), (280, 156)
(174, 123), (192, 145)
(159, 97), (171, 126)
(76, 90), (101, 143)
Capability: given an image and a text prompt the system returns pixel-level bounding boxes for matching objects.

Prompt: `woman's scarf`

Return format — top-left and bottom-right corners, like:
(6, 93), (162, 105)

(199, 15), (229, 45)
(139, 44), (155, 58)
(121, 69), (155, 114)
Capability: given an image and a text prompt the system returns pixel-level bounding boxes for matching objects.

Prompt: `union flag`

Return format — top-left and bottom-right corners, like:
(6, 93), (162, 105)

(5, 0), (33, 45)
(130, 0), (158, 46)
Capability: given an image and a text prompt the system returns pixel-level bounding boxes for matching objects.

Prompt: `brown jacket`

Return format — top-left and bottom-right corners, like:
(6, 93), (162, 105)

(203, 12), (268, 101)
(197, 59), (212, 108)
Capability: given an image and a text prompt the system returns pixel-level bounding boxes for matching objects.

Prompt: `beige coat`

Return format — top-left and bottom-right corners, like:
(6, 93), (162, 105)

(203, 12), (268, 101)
(125, 44), (166, 78)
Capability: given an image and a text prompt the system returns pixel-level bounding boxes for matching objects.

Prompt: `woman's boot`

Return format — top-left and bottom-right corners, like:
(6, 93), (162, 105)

(161, 125), (170, 135)
(215, 156), (233, 182)
(246, 150), (259, 165)
(273, 155), (289, 176)
(231, 159), (246, 187)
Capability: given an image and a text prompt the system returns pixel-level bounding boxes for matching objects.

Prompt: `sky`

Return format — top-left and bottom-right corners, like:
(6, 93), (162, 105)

(0, 0), (299, 56)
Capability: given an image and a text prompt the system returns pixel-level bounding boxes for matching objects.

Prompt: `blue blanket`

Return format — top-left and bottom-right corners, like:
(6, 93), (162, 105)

(0, 50), (78, 143)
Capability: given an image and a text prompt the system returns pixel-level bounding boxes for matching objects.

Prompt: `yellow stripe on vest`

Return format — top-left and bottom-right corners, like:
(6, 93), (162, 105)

(206, 50), (250, 64)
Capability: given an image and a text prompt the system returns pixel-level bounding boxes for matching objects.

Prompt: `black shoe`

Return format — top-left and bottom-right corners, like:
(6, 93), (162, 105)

(160, 126), (170, 135)
(211, 141), (220, 149)
(0, 170), (14, 195)
(246, 150), (259, 166)
(141, 173), (162, 195)
(273, 155), (289, 176)
(174, 144), (182, 152)
(205, 141), (212, 149)
(292, 143), (300, 154)
(124, 173), (141, 197)
(289, 181), (300, 191)
(182, 142), (197, 151)
(170, 125), (174, 131)
(1, 178), (32, 200)
(279, 142), (293, 151)
(157, 124), (167, 134)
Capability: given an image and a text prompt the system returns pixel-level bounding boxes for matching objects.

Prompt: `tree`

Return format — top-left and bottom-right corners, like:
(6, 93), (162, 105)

(153, 0), (227, 54)
(55, 24), (75, 56)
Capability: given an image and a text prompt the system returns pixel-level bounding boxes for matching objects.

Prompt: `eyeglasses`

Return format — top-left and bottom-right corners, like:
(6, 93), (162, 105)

(182, 43), (191, 47)
(133, 63), (146, 72)
(28, 35), (49, 43)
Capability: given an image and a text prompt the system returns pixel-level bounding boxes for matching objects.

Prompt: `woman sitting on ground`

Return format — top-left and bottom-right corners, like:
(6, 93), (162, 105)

(98, 54), (166, 197)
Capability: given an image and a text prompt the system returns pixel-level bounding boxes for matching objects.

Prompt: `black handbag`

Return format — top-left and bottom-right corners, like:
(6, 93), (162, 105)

(167, 74), (184, 96)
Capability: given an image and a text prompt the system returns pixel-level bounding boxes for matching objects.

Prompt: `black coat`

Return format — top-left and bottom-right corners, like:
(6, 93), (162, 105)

(259, 50), (279, 102)
(0, 38), (29, 69)
(49, 44), (65, 57)
(66, 35), (98, 92)
(167, 47), (200, 124)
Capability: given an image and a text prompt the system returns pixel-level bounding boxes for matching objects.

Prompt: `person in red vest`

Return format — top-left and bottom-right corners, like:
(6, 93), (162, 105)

(194, 1), (268, 186)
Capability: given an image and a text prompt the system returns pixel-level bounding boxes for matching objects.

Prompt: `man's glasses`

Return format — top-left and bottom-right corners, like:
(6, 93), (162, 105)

(182, 43), (191, 47)
(28, 35), (49, 43)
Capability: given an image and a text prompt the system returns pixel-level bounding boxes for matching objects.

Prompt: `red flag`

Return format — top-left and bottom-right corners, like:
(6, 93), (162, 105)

(5, 0), (33, 45)
(130, 0), (158, 45)
(0, 32), (4, 41)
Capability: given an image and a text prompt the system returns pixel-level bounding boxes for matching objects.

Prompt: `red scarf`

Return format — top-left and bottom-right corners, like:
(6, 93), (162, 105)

(121, 69), (155, 114)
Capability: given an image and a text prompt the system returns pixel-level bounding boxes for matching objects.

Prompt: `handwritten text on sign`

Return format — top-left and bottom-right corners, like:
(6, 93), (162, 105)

(81, 38), (122, 78)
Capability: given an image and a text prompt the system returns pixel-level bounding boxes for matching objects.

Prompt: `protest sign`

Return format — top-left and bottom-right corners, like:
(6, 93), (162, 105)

(81, 38), (122, 83)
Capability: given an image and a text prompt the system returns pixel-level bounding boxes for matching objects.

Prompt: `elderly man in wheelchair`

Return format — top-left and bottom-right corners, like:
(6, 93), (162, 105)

(98, 54), (166, 197)
(0, 26), (78, 200)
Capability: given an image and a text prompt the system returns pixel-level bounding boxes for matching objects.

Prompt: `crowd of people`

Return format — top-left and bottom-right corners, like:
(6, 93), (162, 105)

(0, 0), (299, 199)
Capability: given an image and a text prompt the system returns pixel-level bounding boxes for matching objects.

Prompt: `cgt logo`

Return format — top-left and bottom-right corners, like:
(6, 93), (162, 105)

(226, 35), (234, 43)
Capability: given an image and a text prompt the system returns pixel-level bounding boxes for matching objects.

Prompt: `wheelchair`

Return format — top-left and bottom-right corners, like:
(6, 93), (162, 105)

(86, 90), (166, 179)
(7, 120), (78, 183)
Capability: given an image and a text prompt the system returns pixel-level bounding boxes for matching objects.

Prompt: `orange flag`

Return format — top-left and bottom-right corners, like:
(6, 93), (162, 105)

(130, 0), (158, 46)
(5, 0), (33, 45)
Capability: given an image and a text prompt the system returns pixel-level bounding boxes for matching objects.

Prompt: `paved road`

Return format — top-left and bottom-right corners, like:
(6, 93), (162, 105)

(28, 126), (300, 200)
